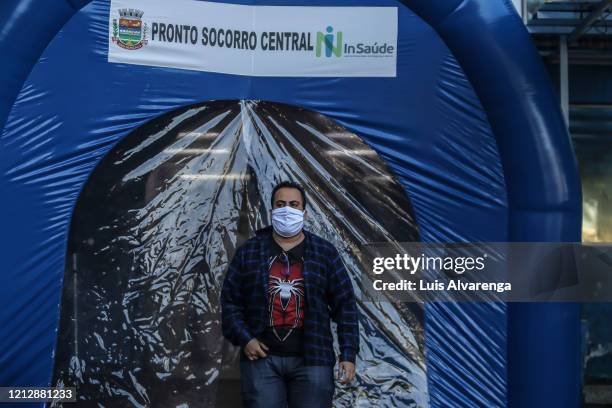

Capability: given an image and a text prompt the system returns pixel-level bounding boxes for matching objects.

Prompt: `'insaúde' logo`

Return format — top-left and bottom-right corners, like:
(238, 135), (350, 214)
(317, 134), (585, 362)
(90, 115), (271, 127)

(112, 8), (148, 50)
(316, 26), (342, 57)
(316, 24), (396, 59)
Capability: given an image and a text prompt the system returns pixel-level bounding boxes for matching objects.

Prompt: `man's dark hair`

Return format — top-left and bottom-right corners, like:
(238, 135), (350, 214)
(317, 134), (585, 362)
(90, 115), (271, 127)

(271, 181), (307, 209)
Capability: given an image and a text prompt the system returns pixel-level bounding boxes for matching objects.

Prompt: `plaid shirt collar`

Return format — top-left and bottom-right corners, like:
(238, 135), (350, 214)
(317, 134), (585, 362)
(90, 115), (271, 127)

(268, 233), (305, 263)
(255, 226), (314, 253)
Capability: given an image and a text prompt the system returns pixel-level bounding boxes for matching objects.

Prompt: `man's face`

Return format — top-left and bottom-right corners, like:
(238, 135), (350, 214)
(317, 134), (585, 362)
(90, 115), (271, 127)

(272, 187), (307, 215)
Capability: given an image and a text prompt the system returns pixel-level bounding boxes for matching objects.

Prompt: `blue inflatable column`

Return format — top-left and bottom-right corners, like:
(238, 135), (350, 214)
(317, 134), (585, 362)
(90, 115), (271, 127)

(0, 0), (92, 132)
(402, 0), (582, 406)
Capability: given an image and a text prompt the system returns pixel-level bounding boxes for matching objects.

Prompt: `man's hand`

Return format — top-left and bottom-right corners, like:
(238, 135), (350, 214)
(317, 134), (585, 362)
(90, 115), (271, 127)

(337, 361), (356, 384)
(243, 338), (268, 360)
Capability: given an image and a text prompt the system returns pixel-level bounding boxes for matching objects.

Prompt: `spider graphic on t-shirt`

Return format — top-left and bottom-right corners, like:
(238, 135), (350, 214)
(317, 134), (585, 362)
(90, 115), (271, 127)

(268, 276), (304, 341)
(269, 276), (304, 310)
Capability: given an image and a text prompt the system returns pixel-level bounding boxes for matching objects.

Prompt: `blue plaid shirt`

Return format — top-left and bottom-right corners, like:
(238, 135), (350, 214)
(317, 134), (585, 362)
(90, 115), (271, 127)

(221, 226), (359, 366)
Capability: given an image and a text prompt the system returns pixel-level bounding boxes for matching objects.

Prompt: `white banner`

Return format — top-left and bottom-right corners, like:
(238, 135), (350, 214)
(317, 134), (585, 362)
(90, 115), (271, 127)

(108, 0), (397, 77)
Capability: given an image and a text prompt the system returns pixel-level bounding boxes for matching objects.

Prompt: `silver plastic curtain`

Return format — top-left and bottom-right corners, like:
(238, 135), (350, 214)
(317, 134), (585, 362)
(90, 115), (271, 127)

(52, 100), (426, 407)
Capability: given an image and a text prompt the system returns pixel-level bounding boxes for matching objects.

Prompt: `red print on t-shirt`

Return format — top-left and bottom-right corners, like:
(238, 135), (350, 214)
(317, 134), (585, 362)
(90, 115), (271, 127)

(267, 254), (305, 340)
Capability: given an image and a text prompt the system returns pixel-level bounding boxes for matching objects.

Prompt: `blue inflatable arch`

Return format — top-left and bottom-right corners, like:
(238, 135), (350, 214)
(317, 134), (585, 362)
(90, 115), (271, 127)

(0, 0), (581, 407)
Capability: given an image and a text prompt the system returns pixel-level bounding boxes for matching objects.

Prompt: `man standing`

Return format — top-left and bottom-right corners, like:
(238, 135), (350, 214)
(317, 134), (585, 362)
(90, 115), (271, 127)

(221, 181), (359, 408)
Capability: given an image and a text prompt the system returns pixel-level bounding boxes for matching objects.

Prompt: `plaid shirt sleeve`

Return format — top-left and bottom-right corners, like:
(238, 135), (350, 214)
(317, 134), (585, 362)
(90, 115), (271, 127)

(327, 246), (359, 363)
(220, 247), (253, 347)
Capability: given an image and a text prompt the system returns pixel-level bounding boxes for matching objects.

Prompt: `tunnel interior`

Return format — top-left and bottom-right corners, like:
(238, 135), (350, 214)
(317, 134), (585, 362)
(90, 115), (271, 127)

(52, 100), (425, 407)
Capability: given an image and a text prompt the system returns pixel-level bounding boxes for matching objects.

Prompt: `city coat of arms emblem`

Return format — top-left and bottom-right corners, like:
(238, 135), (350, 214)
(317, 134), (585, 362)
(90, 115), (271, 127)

(112, 8), (148, 50)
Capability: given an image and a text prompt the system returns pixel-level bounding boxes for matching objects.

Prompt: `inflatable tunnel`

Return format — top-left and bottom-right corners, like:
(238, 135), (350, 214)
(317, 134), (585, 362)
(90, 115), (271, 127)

(0, 0), (582, 407)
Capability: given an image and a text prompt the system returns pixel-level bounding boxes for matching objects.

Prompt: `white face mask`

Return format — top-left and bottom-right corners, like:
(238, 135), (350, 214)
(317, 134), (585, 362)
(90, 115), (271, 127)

(271, 206), (305, 238)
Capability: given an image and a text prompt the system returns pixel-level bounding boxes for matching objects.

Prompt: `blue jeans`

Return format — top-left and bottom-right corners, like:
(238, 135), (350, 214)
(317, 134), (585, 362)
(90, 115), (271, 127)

(240, 354), (334, 408)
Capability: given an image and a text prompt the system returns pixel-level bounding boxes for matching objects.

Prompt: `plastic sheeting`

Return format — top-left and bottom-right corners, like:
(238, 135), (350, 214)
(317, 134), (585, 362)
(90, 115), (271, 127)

(0, 0), (582, 407)
(51, 101), (425, 407)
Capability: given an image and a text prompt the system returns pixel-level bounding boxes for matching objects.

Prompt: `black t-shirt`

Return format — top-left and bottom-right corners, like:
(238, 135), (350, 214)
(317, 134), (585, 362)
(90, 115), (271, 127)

(260, 236), (306, 356)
